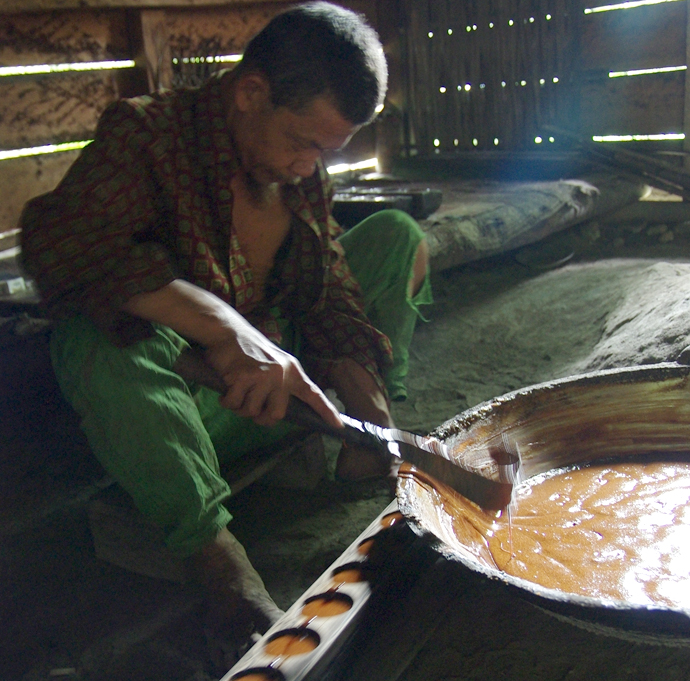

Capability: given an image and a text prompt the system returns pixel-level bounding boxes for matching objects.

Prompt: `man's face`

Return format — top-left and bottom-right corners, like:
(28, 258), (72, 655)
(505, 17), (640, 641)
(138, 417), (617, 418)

(233, 76), (360, 186)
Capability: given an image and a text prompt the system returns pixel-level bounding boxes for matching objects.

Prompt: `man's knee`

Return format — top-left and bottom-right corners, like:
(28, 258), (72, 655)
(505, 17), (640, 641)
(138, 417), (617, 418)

(368, 208), (426, 246)
(373, 210), (429, 296)
(339, 208), (430, 306)
(410, 237), (429, 297)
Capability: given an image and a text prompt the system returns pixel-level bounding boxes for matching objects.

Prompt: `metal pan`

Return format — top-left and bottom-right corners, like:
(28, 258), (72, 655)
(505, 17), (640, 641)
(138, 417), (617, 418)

(397, 362), (690, 645)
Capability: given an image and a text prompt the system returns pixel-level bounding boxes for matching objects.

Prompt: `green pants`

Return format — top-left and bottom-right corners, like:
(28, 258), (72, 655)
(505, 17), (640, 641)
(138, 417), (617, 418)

(50, 210), (431, 556)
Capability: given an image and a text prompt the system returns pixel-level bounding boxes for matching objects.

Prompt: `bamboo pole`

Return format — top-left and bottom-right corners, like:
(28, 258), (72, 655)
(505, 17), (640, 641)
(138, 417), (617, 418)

(546, 124), (690, 199)
(683, 2), (690, 170)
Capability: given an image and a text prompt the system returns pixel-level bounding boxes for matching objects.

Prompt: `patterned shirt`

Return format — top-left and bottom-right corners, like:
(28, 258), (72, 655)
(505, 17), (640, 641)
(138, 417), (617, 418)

(20, 73), (393, 390)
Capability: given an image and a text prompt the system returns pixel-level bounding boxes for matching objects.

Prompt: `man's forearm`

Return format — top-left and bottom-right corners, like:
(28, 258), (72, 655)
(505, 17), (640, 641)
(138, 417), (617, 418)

(120, 278), (246, 348)
(121, 278), (343, 429)
(328, 358), (393, 427)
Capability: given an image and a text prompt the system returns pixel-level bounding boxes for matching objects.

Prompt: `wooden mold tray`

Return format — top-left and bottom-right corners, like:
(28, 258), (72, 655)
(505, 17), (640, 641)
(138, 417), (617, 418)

(222, 499), (427, 681)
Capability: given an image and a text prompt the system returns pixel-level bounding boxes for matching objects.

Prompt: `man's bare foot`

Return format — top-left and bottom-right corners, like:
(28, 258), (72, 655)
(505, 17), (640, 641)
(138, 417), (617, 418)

(186, 527), (284, 645)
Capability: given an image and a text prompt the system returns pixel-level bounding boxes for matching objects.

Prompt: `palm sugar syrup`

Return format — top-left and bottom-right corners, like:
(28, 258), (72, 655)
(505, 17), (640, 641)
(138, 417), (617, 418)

(400, 455), (690, 608)
(264, 628), (319, 657)
(231, 671), (284, 681)
(301, 593), (353, 619)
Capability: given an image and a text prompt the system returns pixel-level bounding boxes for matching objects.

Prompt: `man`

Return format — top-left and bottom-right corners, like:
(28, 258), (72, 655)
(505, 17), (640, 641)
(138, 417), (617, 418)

(21, 1), (430, 648)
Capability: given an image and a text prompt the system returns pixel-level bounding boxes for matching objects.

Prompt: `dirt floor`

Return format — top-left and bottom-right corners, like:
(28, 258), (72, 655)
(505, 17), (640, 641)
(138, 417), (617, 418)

(390, 215), (690, 681)
(5, 203), (690, 681)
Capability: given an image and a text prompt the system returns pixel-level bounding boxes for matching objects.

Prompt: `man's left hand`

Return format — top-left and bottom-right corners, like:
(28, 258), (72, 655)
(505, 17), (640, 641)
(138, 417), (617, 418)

(327, 358), (396, 480)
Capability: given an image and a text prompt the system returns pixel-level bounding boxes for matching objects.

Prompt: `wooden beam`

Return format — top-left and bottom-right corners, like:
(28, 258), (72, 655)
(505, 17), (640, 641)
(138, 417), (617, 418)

(683, 2), (690, 170)
(165, 3), (285, 56)
(580, 71), (685, 138)
(0, 72), (118, 149)
(581, 1), (686, 74)
(139, 9), (172, 91)
(2, 0), (291, 14)
(0, 10), (131, 66)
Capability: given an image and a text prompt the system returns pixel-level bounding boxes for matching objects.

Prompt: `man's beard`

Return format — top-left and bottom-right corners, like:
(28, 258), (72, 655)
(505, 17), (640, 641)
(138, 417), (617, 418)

(243, 169), (285, 206)
(244, 166), (297, 204)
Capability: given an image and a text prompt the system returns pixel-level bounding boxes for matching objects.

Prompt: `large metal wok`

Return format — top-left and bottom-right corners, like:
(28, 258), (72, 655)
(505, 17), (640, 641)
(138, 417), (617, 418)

(397, 362), (690, 645)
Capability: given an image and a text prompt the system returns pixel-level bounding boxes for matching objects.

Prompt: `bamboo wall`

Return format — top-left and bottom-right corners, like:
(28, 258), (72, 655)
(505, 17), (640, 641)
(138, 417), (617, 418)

(1, 10), (128, 241)
(579, 1), (687, 140)
(402, 0), (580, 154)
(0, 0), (391, 238)
(2, 0), (689, 238)
(401, 0), (690, 159)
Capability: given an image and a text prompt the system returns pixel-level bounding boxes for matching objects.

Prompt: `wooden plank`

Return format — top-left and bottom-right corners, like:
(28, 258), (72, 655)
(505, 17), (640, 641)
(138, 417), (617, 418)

(578, 71), (685, 136)
(2, 0), (291, 13)
(139, 8), (173, 90)
(0, 151), (79, 235)
(684, 0), (690, 171)
(0, 71), (118, 149)
(0, 10), (130, 65)
(580, 2), (687, 73)
(0, 229), (20, 250)
(0, 11), (134, 146)
(165, 3), (286, 59)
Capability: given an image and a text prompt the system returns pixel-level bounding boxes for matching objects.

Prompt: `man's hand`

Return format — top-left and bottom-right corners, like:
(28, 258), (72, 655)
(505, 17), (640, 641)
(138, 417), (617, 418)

(122, 279), (342, 429)
(205, 324), (339, 427)
(328, 357), (393, 427)
(328, 357), (397, 481)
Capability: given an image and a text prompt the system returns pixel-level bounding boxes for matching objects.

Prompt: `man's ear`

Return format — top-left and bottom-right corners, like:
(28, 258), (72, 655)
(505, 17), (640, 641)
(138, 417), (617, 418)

(234, 72), (272, 113)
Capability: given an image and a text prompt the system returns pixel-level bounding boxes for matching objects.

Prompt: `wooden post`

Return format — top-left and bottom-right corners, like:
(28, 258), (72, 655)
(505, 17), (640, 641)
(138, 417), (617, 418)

(139, 9), (173, 92)
(374, 0), (404, 171)
(683, 2), (690, 170)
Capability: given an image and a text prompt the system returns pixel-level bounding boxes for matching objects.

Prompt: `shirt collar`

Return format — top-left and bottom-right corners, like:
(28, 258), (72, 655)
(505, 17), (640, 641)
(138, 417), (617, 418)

(195, 71), (241, 172)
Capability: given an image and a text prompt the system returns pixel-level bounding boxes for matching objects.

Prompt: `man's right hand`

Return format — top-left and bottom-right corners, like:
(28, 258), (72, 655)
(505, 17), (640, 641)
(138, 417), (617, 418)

(121, 279), (342, 429)
(205, 324), (341, 428)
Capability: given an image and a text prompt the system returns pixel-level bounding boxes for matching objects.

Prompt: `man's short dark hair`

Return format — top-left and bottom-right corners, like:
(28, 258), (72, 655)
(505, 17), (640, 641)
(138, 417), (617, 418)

(238, 1), (387, 125)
